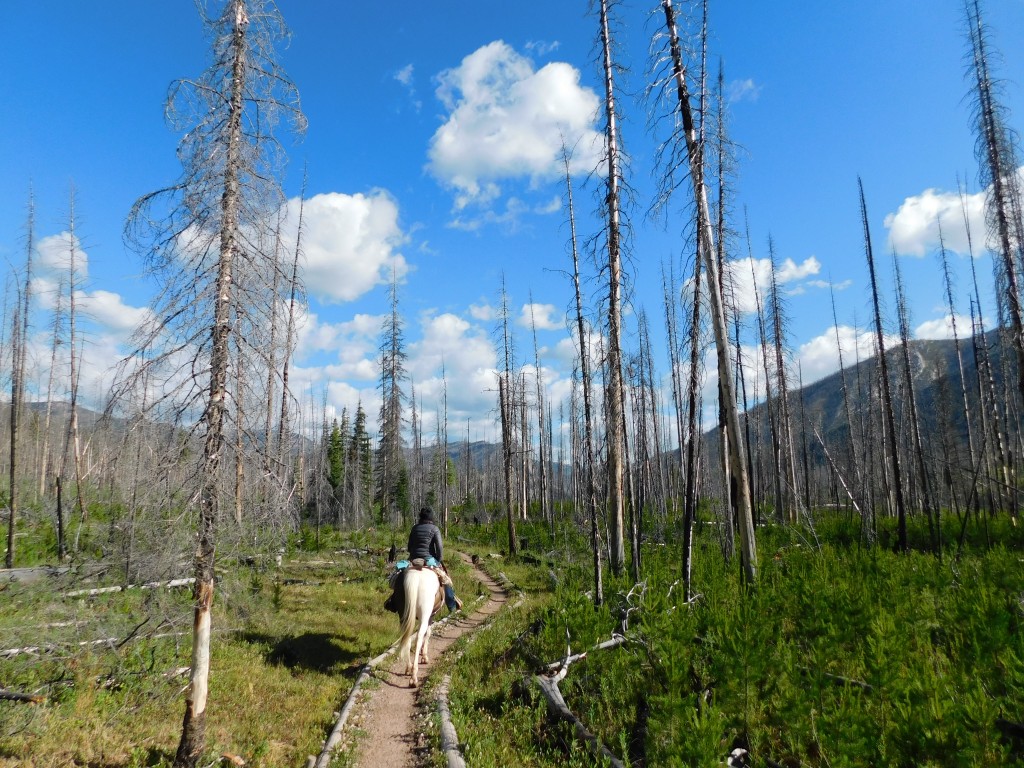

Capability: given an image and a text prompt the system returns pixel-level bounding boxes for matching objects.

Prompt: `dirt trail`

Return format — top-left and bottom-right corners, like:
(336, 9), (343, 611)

(350, 555), (507, 768)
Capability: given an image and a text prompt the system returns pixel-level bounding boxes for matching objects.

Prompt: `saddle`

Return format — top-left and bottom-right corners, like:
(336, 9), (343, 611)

(383, 558), (446, 617)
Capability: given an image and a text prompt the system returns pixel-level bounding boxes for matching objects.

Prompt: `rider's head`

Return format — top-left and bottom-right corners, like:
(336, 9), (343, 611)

(418, 507), (434, 524)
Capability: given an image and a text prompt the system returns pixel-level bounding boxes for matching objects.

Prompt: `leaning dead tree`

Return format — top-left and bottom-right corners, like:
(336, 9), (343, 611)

(118, 2), (304, 765)
(655, 0), (757, 581)
(965, 0), (1024, 410)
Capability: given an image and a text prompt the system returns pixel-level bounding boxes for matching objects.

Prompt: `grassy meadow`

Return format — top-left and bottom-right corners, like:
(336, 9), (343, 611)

(3, 513), (1023, 767)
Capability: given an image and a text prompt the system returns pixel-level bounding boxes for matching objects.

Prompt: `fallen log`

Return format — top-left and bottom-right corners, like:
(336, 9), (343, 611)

(544, 635), (626, 672)
(0, 627), (231, 660)
(0, 566), (70, 584)
(0, 688), (45, 704)
(63, 577), (194, 598)
(797, 664), (872, 692)
(533, 670), (625, 768)
(436, 674), (466, 768)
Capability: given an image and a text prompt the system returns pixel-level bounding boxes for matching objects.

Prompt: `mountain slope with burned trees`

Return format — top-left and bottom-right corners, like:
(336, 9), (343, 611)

(733, 330), (1004, 469)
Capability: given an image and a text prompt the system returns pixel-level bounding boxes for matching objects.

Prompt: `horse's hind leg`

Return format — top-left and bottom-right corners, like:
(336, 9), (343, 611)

(419, 626), (431, 664)
(400, 633), (413, 676)
(410, 638), (421, 687)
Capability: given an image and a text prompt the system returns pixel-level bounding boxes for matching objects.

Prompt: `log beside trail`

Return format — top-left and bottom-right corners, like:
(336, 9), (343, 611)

(436, 674), (466, 768)
(0, 688), (45, 704)
(0, 566), (70, 584)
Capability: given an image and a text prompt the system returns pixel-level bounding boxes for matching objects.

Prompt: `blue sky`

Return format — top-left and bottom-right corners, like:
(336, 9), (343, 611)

(1, 1), (1022, 444)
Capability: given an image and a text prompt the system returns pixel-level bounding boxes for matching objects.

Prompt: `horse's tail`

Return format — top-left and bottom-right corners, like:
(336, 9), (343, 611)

(398, 569), (420, 666)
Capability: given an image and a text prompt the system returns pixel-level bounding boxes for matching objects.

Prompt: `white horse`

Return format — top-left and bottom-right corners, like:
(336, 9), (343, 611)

(397, 566), (441, 687)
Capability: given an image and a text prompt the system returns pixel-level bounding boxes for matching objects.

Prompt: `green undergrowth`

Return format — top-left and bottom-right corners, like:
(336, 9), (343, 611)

(5, 513), (1023, 766)
(0, 531), (408, 768)
(444, 515), (1024, 767)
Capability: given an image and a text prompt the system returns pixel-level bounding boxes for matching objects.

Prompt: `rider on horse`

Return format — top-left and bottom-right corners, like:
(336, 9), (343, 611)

(407, 507), (462, 612)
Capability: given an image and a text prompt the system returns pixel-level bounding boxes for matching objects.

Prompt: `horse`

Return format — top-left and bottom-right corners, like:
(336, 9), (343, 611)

(397, 565), (442, 687)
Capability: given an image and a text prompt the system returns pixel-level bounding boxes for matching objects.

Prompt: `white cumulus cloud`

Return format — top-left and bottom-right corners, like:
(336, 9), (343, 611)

(78, 289), (152, 335)
(428, 41), (602, 210)
(281, 191), (409, 304)
(884, 186), (986, 257)
(914, 313), (975, 340)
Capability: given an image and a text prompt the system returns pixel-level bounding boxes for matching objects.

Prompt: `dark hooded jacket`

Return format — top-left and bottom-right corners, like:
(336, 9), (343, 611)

(407, 522), (443, 562)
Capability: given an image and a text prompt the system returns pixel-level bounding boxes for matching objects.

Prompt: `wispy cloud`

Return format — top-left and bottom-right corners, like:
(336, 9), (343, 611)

(394, 63), (414, 86)
(727, 78), (761, 103)
(393, 63), (422, 111)
(525, 39), (560, 56)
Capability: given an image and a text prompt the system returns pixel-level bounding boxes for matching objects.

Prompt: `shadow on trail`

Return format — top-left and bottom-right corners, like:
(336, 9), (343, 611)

(239, 631), (362, 674)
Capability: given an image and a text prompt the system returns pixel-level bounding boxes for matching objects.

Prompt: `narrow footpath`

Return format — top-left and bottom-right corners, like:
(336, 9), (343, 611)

(349, 554), (507, 768)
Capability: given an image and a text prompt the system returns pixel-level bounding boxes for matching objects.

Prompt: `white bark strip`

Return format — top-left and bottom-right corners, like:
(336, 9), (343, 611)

(190, 607), (212, 717)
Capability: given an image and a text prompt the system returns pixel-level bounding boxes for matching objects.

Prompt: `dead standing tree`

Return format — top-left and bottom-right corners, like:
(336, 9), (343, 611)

(119, 2), (304, 765)
(592, 0), (631, 577)
(965, 0), (1024, 411)
(6, 191), (34, 568)
(859, 179), (908, 552)
(564, 149), (603, 604)
(655, 0), (757, 582)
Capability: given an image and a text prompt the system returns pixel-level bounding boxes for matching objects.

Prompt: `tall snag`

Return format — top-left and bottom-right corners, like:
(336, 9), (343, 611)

(965, 0), (1024, 408)
(376, 271), (408, 527)
(859, 179), (908, 551)
(892, 251), (937, 551)
(6, 191), (34, 568)
(565, 148), (603, 604)
(120, 2), (304, 765)
(498, 279), (519, 558)
(594, 0), (629, 576)
(657, 0), (756, 581)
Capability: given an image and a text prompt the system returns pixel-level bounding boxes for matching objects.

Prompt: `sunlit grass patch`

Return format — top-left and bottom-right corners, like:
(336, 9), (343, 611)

(0, 548), (402, 767)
